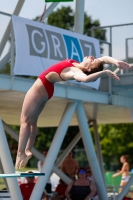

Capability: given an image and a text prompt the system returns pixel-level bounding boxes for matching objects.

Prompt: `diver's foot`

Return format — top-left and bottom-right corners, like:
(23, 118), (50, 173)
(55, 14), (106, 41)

(15, 151), (32, 170)
(25, 149), (32, 158)
(15, 152), (26, 170)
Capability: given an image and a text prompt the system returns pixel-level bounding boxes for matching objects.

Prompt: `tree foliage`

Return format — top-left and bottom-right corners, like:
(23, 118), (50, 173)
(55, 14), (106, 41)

(47, 6), (74, 31)
(35, 126), (81, 152)
(98, 123), (133, 169)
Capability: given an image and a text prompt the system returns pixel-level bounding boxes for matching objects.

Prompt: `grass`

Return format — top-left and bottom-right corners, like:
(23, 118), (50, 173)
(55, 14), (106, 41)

(0, 179), (6, 190)
(16, 167), (38, 172)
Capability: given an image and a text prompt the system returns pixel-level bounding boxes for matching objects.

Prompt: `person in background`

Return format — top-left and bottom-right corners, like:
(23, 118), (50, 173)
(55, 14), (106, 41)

(19, 171), (44, 200)
(65, 167), (96, 200)
(112, 155), (131, 193)
(51, 178), (68, 200)
(61, 151), (79, 180)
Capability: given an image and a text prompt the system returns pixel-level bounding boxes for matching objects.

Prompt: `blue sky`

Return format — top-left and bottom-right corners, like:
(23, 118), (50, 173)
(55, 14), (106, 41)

(0, 0), (133, 26)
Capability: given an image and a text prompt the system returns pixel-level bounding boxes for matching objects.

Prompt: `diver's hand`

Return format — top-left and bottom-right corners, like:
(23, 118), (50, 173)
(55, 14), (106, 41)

(105, 70), (120, 81)
(117, 61), (131, 70)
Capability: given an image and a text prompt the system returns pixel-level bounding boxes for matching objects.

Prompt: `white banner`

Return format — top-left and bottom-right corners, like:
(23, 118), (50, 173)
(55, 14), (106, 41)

(12, 15), (101, 89)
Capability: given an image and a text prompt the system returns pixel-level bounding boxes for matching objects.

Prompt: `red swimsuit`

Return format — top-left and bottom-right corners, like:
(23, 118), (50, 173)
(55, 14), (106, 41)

(38, 59), (79, 99)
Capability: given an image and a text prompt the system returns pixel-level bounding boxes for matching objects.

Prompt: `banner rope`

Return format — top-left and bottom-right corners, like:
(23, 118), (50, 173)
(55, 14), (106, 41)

(40, 3), (47, 22)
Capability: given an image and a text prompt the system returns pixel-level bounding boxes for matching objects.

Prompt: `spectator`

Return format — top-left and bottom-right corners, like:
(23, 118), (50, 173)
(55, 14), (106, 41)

(61, 151), (79, 179)
(37, 149), (52, 198)
(112, 155), (133, 198)
(19, 171), (44, 200)
(51, 178), (67, 200)
(65, 167), (96, 200)
(112, 155), (130, 192)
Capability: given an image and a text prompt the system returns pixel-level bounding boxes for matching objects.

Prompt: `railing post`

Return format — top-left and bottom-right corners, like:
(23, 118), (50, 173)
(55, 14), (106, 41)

(10, 21), (15, 76)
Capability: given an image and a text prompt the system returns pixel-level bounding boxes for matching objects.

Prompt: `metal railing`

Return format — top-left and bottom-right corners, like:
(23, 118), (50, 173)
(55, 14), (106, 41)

(91, 23), (133, 75)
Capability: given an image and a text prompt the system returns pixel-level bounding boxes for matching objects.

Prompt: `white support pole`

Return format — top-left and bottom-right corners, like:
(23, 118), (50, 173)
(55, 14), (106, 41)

(0, 0), (25, 57)
(10, 22), (15, 76)
(93, 120), (106, 185)
(40, 2), (60, 22)
(76, 102), (108, 200)
(117, 175), (133, 200)
(30, 102), (77, 200)
(74, 0), (85, 34)
(0, 119), (22, 200)
(55, 132), (81, 167)
(2, 120), (71, 185)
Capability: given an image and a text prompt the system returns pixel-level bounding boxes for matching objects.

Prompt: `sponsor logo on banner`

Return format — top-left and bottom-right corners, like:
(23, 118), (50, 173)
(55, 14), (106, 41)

(26, 24), (96, 62)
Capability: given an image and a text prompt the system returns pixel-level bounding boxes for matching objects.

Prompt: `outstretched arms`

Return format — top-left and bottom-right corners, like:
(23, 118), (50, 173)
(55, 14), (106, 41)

(73, 56), (131, 82)
(74, 70), (120, 82)
(98, 56), (131, 70)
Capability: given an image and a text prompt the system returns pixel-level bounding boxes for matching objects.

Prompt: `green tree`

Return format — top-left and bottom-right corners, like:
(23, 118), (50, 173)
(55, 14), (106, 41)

(34, 126), (81, 152)
(98, 123), (133, 169)
(47, 6), (74, 31)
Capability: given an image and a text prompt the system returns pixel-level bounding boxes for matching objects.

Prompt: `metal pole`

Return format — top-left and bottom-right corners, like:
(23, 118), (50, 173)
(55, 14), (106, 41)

(0, 0), (25, 57)
(55, 132), (81, 167)
(125, 38), (128, 74)
(30, 102), (77, 200)
(93, 120), (106, 186)
(2, 120), (71, 184)
(109, 27), (112, 58)
(117, 175), (133, 200)
(108, 27), (112, 103)
(0, 119), (22, 200)
(76, 102), (108, 200)
(74, 0), (85, 34)
(10, 22), (15, 76)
